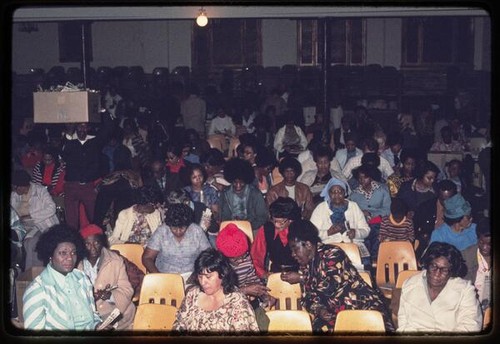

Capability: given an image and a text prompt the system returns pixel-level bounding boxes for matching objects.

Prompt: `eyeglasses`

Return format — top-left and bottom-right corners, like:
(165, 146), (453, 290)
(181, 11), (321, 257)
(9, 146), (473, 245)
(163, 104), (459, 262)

(272, 218), (290, 226)
(428, 263), (451, 275)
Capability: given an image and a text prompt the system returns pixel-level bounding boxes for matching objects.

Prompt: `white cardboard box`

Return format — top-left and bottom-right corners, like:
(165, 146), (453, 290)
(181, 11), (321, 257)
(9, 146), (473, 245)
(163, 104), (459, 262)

(33, 91), (101, 123)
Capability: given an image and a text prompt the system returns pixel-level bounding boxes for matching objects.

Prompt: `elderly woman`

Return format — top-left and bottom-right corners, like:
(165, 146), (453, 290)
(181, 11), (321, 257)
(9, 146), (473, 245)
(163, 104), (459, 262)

(172, 248), (259, 334)
(266, 157), (314, 220)
(77, 224), (136, 330)
(11, 169), (59, 270)
(349, 164), (391, 262)
(108, 185), (163, 246)
(397, 241), (482, 332)
(219, 158), (268, 235)
(429, 194), (477, 251)
(22, 224), (103, 330)
(251, 197), (301, 279)
(310, 177), (371, 268)
(281, 219), (394, 333)
(142, 203), (211, 281)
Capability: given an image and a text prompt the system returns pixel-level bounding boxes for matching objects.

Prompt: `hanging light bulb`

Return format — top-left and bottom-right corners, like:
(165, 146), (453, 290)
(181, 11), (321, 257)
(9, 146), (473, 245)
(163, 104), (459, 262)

(196, 7), (208, 27)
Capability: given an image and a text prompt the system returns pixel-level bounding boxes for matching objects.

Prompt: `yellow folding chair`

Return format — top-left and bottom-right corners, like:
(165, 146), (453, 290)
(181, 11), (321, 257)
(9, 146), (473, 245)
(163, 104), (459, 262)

(110, 243), (147, 274)
(358, 271), (372, 287)
(138, 273), (185, 308)
(334, 309), (386, 333)
(220, 220), (254, 243)
(266, 272), (302, 310)
(206, 134), (227, 153)
(334, 242), (362, 267)
(375, 241), (417, 299)
(266, 310), (312, 334)
(133, 303), (177, 331)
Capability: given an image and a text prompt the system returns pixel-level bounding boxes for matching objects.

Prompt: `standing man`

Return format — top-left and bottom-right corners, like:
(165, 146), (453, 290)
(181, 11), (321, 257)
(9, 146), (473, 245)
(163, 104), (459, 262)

(62, 110), (116, 230)
(181, 83), (206, 139)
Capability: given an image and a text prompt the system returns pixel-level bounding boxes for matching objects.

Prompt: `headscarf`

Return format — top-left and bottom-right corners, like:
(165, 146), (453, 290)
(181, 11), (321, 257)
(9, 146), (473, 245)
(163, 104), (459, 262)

(319, 177), (348, 206)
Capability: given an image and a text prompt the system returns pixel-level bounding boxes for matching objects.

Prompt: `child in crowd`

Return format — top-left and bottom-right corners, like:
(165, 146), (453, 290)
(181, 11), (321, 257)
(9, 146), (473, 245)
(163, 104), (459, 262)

(379, 197), (414, 243)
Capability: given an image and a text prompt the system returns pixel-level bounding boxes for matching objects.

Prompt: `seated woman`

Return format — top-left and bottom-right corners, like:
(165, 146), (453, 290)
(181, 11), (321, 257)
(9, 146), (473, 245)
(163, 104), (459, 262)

(142, 203), (211, 281)
(266, 157), (315, 220)
(215, 223), (273, 331)
(108, 185), (164, 246)
(310, 177), (371, 269)
(11, 169), (59, 271)
(30, 146), (65, 198)
(77, 224), (135, 330)
(181, 163), (219, 226)
(172, 248), (259, 334)
(251, 197), (301, 279)
(397, 160), (440, 216)
(349, 163), (391, 263)
(281, 219), (394, 333)
(22, 224), (103, 330)
(397, 241), (482, 333)
(273, 115), (308, 159)
(220, 158), (268, 235)
(386, 149), (418, 198)
(199, 148), (230, 193)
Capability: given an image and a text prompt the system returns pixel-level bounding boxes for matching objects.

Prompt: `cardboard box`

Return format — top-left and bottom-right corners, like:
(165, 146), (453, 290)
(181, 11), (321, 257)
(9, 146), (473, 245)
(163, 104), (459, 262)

(16, 266), (44, 322)
(33, 91), (101, 123)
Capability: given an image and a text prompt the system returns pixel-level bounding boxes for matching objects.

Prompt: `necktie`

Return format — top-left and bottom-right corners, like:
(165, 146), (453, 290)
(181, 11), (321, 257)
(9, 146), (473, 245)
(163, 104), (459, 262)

(394, 154), (400, 167)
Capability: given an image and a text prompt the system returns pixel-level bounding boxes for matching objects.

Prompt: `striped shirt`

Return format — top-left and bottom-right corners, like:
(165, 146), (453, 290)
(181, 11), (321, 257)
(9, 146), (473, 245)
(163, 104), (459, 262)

(379, 215), (415, 243)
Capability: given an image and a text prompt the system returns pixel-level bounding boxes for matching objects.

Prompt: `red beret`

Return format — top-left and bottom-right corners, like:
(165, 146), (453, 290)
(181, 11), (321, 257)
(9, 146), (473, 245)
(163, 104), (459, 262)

(80, 224), (104, 239)
(216, 223), (249, 258)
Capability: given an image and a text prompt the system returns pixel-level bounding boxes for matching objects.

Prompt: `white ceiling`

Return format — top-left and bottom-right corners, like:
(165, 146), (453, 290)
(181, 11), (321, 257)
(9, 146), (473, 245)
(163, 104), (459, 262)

(12, 5), (489, 22)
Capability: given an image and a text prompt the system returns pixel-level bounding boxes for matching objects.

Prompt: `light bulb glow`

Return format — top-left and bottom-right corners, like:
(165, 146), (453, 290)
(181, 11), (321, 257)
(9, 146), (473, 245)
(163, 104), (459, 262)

(196, 11), (208, 27)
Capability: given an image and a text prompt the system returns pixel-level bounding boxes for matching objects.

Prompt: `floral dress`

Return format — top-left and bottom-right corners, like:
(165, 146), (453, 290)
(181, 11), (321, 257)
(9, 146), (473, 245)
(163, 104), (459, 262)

(300, 243), (394, 333)
(173, 286), (259, 334)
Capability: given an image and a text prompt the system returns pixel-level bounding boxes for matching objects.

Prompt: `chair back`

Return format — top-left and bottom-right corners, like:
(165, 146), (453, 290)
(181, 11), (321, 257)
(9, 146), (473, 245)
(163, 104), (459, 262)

(110, 243), (147, 274)
(483, 307), (492, 330)
(271, 167), (283, 185)
(358, 271), (372, 287)
(334, 309), (386, 333)
(220, 220), (254, 243)
(266, 273), (302, 310)
(138, 273), (185, 308)
(266, 310), (312, 334)
(227, 137), (240, 158)
(376, 241), (417, 299)
(206, 134), (226, 153)
(334, 242), (362, 267)
(133, 303), (177, 330)
(395, 269), (420, 288)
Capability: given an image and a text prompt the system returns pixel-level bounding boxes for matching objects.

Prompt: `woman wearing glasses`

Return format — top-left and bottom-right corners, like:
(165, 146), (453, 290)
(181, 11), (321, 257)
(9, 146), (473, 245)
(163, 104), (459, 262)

(250, 197), (301, 279)
(397, 241), (482, 333)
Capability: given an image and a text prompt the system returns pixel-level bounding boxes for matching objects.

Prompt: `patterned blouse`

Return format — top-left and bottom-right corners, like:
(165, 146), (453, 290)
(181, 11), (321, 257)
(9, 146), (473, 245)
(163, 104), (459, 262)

(300, 243), (394, 333)
(127, 209), (152, 245)
(172, 286), (259, 334)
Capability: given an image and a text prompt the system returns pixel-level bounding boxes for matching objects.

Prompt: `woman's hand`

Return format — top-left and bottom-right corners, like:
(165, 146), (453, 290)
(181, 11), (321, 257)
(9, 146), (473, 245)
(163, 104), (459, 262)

(280, 271), (302, 284)
(347, 228), (356, 240)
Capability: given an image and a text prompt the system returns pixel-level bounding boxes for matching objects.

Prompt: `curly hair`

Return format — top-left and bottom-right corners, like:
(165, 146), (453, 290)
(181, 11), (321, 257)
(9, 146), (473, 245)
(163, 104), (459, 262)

(200, 148), (226, 167)
(36, 224), (87, 266)
(134, 185), (163, 205)
(352, 163), (382, 182)
(255, 147), (277, 169)
(360, 152), (380, 168)
(269, 197), (301, 221)
(166, 188), (191, 205)
(288, 219), (321, 245)
(180, 163), (207, 187)
(415, 160), (440, 180)
(11, 169), (31, 187)
(278, 157), (302, 177)
(420, 241), (467, 278)
(192, 248), (238, 294)
(223, 158), (255, 184)
(164, 203), (194, 227)
(313, 146), (334, 162)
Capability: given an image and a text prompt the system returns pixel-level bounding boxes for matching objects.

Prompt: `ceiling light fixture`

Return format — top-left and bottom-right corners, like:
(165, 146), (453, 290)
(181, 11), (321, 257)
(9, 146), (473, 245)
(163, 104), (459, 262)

(196, 7), (208, 27)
